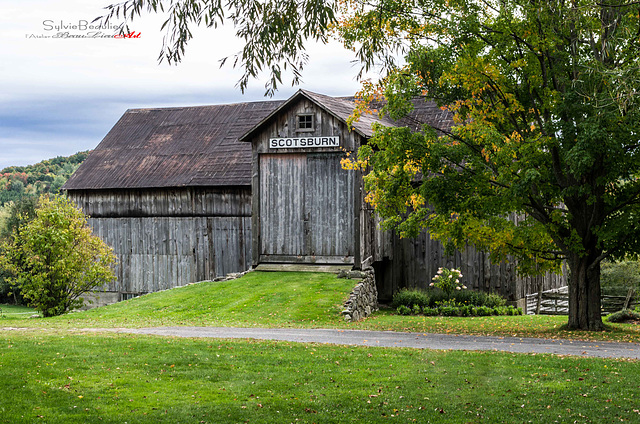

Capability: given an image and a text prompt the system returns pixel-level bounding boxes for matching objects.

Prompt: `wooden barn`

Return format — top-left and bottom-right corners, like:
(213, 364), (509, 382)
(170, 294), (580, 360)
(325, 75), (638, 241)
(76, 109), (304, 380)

(64, 89), (565, 305)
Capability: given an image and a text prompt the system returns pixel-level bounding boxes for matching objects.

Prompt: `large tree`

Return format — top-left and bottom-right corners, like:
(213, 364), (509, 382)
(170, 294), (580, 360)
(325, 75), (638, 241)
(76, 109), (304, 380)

(338, 0), (640, 330)
(102, 0), (640, 330)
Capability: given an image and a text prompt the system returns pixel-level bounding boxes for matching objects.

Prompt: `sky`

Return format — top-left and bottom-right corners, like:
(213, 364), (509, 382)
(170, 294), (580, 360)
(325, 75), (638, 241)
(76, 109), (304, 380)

(0, 0), (370, 170)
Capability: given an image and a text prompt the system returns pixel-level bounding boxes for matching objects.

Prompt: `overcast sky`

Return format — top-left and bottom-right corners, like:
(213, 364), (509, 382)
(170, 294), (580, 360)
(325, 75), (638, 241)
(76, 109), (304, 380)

(0, 0), (368, 170)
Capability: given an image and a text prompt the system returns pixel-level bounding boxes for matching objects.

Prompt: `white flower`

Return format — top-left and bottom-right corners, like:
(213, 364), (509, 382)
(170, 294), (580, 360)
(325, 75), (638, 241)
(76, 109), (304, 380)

(455, 279), (459, 283)
(429, 282), (434, 287)
(462, 285), (467, 289)
(459, 273), (463, 278)
(437, 268), (443, 274)
(448, 275), (453, 278)
(456, 286), (461, 290)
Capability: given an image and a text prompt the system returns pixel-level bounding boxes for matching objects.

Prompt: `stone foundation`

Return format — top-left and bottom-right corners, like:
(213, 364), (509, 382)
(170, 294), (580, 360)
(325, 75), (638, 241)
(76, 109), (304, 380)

(79, 291), (121, 310)
(341, 269), (379, 322)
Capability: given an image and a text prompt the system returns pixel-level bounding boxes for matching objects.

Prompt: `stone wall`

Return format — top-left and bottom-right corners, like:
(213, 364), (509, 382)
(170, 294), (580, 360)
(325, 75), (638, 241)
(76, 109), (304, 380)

(340, 269), (379, 322)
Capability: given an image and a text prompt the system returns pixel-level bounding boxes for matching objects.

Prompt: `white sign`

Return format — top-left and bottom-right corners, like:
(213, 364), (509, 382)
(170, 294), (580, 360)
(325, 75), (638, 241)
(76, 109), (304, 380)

(269, 136), (340, 149)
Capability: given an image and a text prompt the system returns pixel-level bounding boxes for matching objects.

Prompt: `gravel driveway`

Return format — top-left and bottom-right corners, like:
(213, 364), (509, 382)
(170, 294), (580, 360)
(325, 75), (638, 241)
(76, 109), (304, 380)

(100, 327), (640, 359)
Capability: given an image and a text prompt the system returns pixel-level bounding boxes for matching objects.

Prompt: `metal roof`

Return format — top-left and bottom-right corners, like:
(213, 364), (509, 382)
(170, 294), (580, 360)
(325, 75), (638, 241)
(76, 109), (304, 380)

(64, 100), (282, 190)
(64, 90), (453, 190)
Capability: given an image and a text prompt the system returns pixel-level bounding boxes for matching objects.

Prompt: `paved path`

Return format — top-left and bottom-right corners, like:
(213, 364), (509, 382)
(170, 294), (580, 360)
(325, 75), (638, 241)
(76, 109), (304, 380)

(102, 327), (640, 359)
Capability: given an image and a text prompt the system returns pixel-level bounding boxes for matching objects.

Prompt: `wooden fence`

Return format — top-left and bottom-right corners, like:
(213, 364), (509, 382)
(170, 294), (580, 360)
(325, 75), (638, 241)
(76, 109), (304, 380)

(526, 287), (637, 315)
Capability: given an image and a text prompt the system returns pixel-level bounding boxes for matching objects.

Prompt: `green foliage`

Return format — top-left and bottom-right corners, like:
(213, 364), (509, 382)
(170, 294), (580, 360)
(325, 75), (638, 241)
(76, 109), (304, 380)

(483, 293), (508, 309)
(0, 195), (116, 317)
(429, 267), (466, 298)
(600, 260), (640, 296)
(605, 309), (640, 324)
(473, 306), (494, 317)
(340, 0), (640, 330)
(0, 151), (89, 207)
(393, 287), (515, 316)
(391, 288), (430, 308)
(396, 304), (412, 315)
(0, 197), (38, 304)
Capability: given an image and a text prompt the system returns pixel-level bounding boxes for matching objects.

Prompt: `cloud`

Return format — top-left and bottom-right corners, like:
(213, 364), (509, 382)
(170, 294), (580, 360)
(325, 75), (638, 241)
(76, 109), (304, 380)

(0, 0), (372, 170)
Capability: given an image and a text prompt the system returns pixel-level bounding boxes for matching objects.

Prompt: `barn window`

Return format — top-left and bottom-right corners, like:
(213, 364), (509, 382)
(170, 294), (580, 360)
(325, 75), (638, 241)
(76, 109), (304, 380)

(296, 114), (314, 131)
(121, 292), (142, 301)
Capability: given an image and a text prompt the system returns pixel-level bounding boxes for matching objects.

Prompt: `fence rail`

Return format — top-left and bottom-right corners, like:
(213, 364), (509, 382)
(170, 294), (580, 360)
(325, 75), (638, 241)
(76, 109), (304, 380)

(526, 287), (637, 316)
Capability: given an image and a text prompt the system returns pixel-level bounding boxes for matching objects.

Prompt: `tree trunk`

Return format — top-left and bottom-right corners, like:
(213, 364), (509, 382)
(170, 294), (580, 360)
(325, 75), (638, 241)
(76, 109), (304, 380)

(567, 251), (604, 331)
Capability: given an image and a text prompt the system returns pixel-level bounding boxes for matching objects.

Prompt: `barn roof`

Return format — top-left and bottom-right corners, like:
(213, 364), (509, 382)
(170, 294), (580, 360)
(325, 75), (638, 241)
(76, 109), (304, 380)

(239, 90), (398, 141)
(64, 100), (282, 190)
(64, 90), (453, 190)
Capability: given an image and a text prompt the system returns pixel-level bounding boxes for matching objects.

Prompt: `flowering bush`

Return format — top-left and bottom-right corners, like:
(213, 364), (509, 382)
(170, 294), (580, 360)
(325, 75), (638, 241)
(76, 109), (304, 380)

(430, 267), (466, 298)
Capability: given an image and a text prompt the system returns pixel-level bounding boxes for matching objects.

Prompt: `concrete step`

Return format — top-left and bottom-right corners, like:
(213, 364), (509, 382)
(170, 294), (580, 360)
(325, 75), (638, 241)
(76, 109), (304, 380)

(254, 263), (353, 274)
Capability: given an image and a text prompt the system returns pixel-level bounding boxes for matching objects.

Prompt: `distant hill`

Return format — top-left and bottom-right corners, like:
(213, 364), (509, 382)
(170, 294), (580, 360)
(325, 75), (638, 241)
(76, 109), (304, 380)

(0, 151), (90, 206)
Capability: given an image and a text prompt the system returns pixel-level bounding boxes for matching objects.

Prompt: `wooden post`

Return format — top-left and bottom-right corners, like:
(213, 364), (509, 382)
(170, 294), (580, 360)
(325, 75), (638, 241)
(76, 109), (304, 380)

(624, 289), (635, 310)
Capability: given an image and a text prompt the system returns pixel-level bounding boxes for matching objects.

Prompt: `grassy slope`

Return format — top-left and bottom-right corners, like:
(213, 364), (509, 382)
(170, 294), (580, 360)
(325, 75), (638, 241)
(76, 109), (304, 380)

(57, 271), (352, 328)
(3, 271), (639, 343)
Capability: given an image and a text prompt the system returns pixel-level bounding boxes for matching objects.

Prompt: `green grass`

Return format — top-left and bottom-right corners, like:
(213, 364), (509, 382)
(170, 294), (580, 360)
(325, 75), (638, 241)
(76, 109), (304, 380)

(2, 271), (639, 423)
(0, 304), (36, 320)
(3, 271), (640, 343)
(1, 332), (639, 424)
(9, 271), (353, 329)
(355, 310), (640, 343)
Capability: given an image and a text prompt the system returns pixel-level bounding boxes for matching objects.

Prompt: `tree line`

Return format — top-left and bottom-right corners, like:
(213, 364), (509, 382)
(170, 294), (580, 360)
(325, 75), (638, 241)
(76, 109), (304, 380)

(0, 152), (115, 316)
(0, 151), (90, 206)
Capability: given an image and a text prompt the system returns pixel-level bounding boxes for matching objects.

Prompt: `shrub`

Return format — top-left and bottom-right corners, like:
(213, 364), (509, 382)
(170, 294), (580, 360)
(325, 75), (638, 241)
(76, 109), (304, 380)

(494, 306), (508, 316)
(422, 307), (439, 316)
(392, 288), (430, 309)
(473, 306), (493, 316)
(439, 306), (459, 316)
(483, 293), (507, 308)
(392, 286), (514, 317)
(430, 267), (466, 298)
(0, 195), (116, 317)
(601, 260), (640, 296)
(450, 290), (508, 308)
(605, 309), (640, 323)
(426, 290), (449, 306)
(396, 305), (412, 315)
(0, 197), (38, 304)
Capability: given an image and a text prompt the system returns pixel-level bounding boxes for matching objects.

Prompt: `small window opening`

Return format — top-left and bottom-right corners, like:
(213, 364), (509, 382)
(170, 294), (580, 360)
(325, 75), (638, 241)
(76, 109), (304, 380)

(121, 292), (142, 301)
(297, 114), (314, 131)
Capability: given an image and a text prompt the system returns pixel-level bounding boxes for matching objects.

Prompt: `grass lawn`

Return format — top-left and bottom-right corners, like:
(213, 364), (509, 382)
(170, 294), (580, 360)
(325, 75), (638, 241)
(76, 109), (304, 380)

(1, 332), (639, 424)
(0, 304), (35, 318)
(1, 271), (639, 423)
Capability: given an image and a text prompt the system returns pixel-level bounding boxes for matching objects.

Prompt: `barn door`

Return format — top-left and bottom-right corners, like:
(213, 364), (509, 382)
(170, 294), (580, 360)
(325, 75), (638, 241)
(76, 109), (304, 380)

(259, 154), (306, 256)
(259, 153), (354, 263)
(304, 153), (354, 257)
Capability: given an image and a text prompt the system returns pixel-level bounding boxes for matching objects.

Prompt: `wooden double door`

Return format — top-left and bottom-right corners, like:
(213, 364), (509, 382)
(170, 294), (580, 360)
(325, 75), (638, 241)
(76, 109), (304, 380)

(259, 153), (355, 263)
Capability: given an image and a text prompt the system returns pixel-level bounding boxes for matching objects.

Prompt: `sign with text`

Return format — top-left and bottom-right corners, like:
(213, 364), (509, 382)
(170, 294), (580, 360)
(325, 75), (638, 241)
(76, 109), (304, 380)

(269, 136), (340, 149)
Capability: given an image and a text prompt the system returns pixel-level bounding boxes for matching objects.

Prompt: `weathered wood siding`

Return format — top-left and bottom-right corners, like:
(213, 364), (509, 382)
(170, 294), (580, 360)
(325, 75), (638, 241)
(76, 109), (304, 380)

(70, 187), (251, 217)
(306, 153), (355, 256)
(88, 216), (251, 293)
(373, 228), (567, 302)
(259, 154), (306, 256)
(68, 188), (252, 296)
(251, 98), (360, 264)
